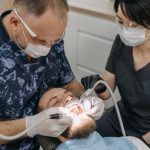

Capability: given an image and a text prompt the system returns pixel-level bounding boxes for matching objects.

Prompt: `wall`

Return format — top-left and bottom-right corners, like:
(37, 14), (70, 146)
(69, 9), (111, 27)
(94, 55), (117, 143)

(64, 7), (121, 108)
(0, 0), (13, 13)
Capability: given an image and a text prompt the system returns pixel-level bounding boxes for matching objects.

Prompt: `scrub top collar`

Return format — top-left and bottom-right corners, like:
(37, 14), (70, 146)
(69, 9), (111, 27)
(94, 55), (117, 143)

(0, 10), (12, 43)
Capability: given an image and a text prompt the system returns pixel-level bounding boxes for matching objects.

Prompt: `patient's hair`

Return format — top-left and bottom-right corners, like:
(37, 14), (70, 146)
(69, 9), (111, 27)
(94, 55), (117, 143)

(14, 0), (69, 17)
(61, 115), (96, 139)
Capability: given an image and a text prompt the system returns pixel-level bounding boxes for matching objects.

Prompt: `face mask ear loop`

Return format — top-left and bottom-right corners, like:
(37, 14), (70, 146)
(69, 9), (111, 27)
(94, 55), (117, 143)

(12, 28), (24, 51)
(21, 22), (29, 45)
(145, 30), (150, 41)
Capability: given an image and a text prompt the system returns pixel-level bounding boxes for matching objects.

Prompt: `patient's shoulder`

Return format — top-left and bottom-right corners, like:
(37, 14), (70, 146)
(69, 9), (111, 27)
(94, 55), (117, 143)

(56, 143), (68, 150)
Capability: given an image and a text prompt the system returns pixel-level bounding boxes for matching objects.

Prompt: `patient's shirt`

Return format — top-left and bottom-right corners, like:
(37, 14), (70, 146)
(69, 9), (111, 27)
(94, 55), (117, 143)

(57, 131), (138, 150)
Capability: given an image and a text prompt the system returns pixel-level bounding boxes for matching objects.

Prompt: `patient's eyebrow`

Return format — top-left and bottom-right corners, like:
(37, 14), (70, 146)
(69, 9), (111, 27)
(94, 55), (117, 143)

(64, 90), (69, 93)
(49, 90), (73, 101)
(64, 90), (73, 96)
(49, 96), (57, 101)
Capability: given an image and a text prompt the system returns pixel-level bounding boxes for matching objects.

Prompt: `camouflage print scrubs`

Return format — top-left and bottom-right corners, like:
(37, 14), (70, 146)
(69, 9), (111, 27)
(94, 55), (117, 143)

(0, 11), (74, 150)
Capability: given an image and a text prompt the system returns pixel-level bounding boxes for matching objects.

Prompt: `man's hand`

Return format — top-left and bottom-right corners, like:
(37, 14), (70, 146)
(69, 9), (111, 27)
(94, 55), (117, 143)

(80, 96), (105, 120)
(63, 79), (85, 98)
(26, 107), (72, 138)
(81, 74), (106, 94)
(38, 88), (73, 111)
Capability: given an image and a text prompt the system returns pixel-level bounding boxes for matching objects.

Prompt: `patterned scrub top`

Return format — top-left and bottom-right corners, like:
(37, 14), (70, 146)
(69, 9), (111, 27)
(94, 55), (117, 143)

(0, 10), (75, 150)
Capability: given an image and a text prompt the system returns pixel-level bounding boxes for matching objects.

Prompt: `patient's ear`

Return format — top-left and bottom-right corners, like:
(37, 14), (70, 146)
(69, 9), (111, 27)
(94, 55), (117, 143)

(57, 135), (67, 142)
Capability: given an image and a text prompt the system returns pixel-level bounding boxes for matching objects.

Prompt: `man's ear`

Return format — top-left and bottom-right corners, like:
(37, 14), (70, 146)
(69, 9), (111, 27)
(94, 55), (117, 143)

(9, 13), (21, 32)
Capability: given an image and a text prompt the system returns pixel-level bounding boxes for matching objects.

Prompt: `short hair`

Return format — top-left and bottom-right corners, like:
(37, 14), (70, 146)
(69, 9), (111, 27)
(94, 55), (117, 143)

(114, 0), (150, 29)
(13, 0), (69, 17)
(61, 115), (96, 139)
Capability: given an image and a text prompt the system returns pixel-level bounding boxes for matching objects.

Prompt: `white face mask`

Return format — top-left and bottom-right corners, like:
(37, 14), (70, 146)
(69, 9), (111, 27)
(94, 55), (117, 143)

(24, 43), (51, 58)
(13, 28), (51, 58)
(118, 23), (148, 47)
(14, 8), (51, 58)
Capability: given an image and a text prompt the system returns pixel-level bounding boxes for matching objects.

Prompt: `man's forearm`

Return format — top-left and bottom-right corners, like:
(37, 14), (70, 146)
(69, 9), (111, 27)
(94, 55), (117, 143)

(0, 118), (26, 145)
(63, 79), (85, 98)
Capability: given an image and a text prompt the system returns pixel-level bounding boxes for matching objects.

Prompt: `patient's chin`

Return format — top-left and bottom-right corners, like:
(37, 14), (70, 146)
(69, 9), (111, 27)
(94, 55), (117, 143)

(68, 114), (95, 139)
(71, 114), (89, 128)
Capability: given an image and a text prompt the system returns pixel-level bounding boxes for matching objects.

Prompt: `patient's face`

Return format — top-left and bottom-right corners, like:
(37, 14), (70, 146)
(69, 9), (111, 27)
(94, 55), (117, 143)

(61, 98), (96, 139)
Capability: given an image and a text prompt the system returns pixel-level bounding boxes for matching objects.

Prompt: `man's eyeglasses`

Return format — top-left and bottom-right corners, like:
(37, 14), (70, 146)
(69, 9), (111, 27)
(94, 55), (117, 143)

(14, 8), (65, 46)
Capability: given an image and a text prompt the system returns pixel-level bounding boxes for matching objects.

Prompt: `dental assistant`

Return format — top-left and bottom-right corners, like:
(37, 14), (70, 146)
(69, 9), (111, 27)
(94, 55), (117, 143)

(81, 0), (150, 146)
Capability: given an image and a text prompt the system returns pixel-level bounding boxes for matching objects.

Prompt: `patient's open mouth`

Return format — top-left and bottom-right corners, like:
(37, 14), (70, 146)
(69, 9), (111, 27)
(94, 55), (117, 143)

(67, 104), (84, 115)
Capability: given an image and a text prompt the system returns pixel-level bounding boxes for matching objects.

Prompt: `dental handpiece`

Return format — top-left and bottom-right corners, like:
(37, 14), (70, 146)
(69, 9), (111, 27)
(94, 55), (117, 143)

(49, 113), (62, 119)
(0, 113), (62, 141)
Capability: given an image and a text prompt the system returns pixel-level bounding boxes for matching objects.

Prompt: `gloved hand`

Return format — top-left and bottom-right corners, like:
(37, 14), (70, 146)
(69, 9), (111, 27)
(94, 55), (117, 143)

(26, 107), (72, 138)
(81, 74), (106, 94)
(81, 96), (104, 120)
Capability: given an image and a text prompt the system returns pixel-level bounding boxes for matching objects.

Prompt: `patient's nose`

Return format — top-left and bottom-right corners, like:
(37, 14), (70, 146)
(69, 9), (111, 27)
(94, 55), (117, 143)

(64, 96), (73, 105)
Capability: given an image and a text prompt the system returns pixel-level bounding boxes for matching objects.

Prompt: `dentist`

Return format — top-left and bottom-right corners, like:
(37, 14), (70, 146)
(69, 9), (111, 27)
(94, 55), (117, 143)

(0, 0), (103, 149)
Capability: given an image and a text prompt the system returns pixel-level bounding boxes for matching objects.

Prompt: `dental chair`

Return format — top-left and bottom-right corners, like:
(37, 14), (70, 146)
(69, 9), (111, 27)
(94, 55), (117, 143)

(36, 135), (61, 150)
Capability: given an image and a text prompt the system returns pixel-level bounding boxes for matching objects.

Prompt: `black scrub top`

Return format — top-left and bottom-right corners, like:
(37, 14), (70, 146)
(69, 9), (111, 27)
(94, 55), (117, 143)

(106, 35), (150, 134)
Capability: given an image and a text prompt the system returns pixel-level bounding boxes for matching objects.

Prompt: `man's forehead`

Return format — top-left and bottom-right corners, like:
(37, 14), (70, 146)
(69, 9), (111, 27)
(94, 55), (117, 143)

(18, 8), (67, 40)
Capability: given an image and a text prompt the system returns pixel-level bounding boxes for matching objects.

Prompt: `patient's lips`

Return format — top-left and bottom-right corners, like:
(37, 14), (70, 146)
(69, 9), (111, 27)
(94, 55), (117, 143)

(65, 100), (84, 116)
(69, 104), (84, 115)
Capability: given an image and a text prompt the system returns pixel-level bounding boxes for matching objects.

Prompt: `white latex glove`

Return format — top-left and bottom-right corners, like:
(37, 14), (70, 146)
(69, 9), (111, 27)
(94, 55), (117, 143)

(26, 107), (72, 138)
(81, 96), (104, 120)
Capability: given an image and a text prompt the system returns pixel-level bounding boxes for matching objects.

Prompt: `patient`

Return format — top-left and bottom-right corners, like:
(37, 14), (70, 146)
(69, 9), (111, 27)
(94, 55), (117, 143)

(39, 88), (150, 150)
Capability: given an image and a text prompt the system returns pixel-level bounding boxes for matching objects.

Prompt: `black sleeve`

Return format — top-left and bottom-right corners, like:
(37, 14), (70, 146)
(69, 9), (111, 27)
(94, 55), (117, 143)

(58, 49), (75, 86)
(105, 35), (121, 74)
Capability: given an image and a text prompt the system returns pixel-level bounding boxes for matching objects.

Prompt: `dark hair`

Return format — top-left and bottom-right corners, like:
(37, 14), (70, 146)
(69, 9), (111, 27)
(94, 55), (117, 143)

(114, 0), (150, 28)
(14, 0), (69, 16)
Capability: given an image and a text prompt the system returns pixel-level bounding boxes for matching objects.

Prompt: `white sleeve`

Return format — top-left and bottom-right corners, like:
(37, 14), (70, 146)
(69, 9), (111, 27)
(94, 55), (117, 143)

(124, 136), (150, 150)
